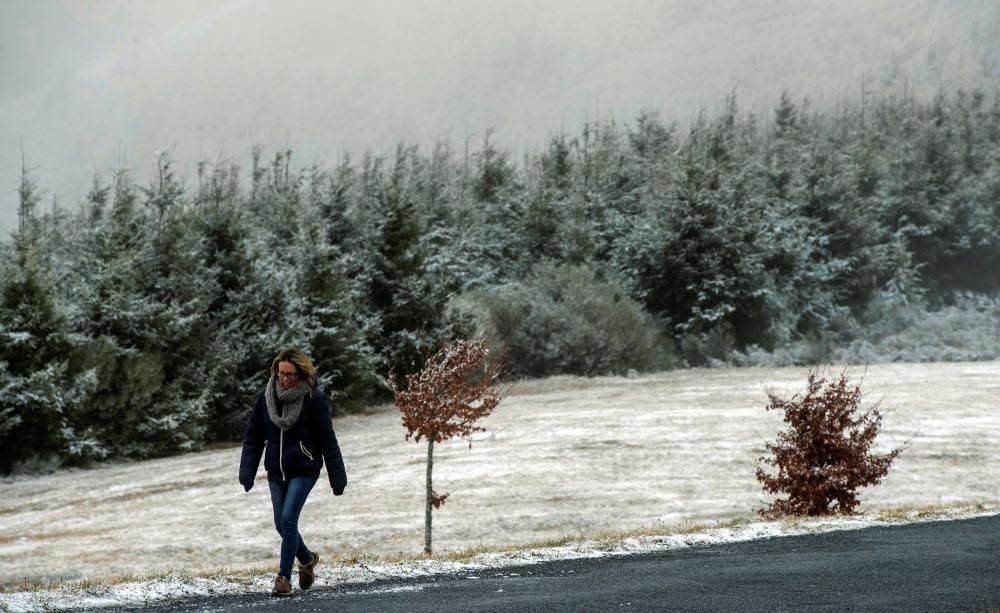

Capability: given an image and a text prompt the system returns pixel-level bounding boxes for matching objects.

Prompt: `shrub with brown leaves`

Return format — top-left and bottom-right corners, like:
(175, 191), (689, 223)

(756, 369), (904, 518)
(389, 338), (507, 553)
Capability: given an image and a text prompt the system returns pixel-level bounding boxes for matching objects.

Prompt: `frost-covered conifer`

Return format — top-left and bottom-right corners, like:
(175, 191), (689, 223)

(355, 147), (453, 382)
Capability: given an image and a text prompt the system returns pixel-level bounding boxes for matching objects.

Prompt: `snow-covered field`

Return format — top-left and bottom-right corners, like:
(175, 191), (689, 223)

(2, 361), (998, 611)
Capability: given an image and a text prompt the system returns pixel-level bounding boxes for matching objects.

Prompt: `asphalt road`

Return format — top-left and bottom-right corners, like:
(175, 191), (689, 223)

(104, 515), (999, 612)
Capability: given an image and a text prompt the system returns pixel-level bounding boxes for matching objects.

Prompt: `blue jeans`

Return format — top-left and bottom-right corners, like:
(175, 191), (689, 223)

(268, 477), (317, 579)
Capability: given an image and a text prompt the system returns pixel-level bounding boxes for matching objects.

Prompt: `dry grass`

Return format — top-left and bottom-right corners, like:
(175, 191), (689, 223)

(2, 361), (998, 590)
(871, 502), (998, 522)
(3, 502), (994, 595)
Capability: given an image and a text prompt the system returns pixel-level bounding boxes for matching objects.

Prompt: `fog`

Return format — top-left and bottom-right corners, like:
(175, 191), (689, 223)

(1, 0), (998, 236)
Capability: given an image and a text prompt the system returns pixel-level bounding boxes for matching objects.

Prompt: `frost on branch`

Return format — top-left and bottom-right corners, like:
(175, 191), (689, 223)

(756, 369), (904, 518)
(389, 337), (507, 553)
(391, 338), (506, 447)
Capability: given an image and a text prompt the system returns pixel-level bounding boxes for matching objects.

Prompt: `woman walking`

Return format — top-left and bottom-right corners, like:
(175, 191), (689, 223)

(239, 348), (347, 597)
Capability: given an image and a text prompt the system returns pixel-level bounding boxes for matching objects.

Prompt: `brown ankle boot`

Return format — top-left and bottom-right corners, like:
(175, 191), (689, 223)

(271, 574), (293, 597)
(299, 552), (320, 590)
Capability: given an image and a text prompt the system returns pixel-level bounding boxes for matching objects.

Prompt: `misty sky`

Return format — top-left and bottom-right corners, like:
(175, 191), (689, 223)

(1, 0), (997, 237)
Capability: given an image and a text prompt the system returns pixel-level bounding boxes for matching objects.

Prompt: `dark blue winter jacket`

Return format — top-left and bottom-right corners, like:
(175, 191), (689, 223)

(238, 386), (347, 495)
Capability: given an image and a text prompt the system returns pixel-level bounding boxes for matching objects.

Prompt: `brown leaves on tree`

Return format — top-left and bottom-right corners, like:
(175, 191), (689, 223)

(756, 369), (904, 518)
(390, 338), (506, 446)
(429, 491), (449, 509)
(390, 338), (507, 553)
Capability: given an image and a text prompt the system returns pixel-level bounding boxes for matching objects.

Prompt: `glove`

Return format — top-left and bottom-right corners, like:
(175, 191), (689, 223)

(241, 479), (254, 492)
(333, 486), (345, 496)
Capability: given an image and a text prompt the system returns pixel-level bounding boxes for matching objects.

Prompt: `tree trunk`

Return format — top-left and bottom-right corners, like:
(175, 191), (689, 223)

(424, 437), (434, 554)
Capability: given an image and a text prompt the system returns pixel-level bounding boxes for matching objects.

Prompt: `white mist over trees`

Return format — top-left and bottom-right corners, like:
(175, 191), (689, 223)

(3, 1), (1000, 235)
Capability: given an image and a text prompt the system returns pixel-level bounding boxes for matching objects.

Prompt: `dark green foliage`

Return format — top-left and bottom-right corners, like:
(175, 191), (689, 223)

(474, 129), (517, 204)
(70, 162), (214, 457)
(0, 265), (74, 472)
(190, 159), (258, 440)
(0, 169), (94, 472)
(2, 86), (999, 472)
(288, 174), (377, 413)
(467, 262), (674, 377)
(356, 146), (454, 381)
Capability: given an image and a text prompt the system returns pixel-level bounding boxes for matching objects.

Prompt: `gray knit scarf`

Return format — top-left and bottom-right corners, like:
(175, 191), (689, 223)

(265, 376), (310, 431)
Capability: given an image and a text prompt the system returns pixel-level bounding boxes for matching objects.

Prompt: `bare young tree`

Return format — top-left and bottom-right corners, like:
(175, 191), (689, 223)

(390, 338), (507, 554)
(756, 369), (905, 518)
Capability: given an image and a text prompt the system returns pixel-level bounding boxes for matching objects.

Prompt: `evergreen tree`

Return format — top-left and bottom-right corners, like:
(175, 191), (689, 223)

(931, 89), (1000, 292)
(358, 147), (454, 381)
(517, 135), (572, 264)
(191, 159), (263, 440)
(2, 86), (998, 471)
(0, 168), (90, 472)
(285, 168), (377, 412)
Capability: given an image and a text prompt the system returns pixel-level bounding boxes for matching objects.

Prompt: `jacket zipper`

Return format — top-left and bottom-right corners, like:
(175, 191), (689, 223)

(279, 430), (287, 481)
(300, 442), (314, 461)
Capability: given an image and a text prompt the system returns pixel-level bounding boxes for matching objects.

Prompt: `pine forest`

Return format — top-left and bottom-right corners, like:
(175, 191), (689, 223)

(2, 88), (999, 473)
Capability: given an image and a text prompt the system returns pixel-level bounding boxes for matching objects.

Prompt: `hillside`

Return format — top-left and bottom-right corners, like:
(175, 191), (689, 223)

(2, 360), (997, 589)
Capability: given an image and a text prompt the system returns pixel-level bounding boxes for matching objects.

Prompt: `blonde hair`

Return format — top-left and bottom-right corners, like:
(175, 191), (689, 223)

(271, 347), (317, 387)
